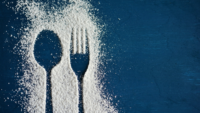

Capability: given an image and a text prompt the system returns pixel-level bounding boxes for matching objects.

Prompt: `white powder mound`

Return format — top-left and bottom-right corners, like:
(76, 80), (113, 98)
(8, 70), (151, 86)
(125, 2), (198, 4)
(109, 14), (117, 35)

(10, 0), (118, 113)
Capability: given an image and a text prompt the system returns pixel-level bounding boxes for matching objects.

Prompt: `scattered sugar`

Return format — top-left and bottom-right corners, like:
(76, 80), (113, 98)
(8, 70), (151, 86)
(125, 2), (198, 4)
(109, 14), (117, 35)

(7, 0), (118, 113)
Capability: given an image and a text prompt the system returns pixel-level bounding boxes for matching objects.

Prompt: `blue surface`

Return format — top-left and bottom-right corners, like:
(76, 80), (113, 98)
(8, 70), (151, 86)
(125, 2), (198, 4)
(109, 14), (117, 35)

(1, 0), (200, 113)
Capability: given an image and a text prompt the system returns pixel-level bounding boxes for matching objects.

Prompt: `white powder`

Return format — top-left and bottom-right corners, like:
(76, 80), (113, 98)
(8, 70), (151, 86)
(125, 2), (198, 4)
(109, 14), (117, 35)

(9, 0), (117, 113)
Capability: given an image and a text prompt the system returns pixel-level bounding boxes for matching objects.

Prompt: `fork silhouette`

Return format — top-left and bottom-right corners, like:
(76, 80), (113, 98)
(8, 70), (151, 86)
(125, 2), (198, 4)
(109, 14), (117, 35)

(70, 27), (89, 113)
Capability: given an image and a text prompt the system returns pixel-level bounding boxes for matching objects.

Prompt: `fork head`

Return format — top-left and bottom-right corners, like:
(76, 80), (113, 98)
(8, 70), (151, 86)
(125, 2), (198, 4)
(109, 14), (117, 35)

(70, 27), (89, 76)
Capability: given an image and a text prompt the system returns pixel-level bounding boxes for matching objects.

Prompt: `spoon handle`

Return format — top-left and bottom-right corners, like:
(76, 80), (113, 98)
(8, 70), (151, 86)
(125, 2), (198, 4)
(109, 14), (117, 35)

(46, 71), (53, 113)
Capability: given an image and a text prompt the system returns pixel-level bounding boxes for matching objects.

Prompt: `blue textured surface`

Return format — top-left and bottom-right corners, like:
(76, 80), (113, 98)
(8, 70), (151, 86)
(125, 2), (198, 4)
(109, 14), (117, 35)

(1, 0), (200, 113)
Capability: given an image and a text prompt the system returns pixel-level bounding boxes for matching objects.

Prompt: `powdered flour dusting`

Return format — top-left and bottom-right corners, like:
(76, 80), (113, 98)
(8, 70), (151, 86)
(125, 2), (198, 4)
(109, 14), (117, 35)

(8, 0), (117, 112)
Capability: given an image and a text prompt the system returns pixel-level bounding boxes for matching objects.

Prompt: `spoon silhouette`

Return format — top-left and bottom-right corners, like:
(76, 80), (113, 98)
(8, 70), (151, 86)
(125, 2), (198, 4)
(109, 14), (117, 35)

(34, 30), (62, 113)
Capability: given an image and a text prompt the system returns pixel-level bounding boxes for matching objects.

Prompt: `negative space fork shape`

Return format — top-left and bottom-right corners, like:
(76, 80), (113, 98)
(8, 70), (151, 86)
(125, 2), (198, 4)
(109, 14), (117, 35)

(70, 27), (89, 113)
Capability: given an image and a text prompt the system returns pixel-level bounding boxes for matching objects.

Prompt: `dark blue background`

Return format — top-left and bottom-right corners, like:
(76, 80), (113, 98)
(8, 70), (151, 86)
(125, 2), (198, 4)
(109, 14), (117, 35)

(1, 0), (200, 113)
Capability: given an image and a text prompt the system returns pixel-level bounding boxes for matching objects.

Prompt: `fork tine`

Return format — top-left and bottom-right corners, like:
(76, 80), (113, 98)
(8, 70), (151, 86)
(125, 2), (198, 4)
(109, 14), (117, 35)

(86, 28), (90, 54)
(70, 28), (73, 54)
(72, 28), (77, 54)
(82, 28), (86, 54)
(77, 28), (82, 54)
